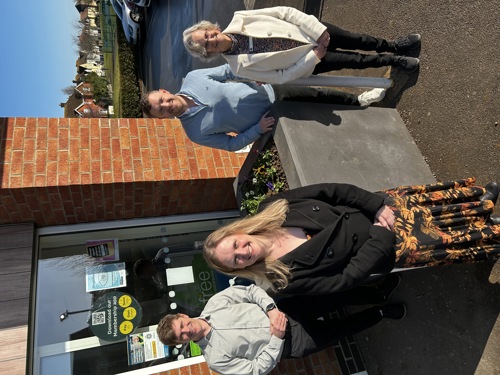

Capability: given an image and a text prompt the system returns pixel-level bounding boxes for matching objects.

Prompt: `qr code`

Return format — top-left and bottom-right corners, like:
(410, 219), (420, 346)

(92, 311), (106, 325)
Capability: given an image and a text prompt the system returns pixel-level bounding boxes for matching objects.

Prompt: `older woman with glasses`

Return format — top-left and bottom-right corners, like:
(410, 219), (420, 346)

(183, 6), (421, 85)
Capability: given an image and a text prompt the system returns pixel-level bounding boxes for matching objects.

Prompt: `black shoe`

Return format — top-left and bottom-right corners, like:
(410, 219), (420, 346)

(380, 273), (402, 302)
(394, 33), (422, 53)
(480, 182), (499, 205)
(391, 56), (420, 73)
(380, 303), (407, 320)
(489, 215), (500, 225)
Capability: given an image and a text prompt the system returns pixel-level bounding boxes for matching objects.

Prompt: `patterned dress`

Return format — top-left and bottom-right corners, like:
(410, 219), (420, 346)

(382, 178), (500, 268)
(225, 33), (305, 55)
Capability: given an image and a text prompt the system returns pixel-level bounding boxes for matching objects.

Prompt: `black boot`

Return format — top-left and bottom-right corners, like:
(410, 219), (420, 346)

(380, 303), (407, 320)
(489, 215), (500, 225)
(391, 33), (421, 53)
(480, 182), (499, 205)
(390, 56), (420, 73)
(380, 273), (402, 302)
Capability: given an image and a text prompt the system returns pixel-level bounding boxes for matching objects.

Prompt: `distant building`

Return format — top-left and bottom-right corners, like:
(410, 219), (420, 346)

(61, 81), (109, 118)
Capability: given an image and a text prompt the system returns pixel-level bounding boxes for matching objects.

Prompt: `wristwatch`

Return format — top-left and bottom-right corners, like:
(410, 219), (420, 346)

(265, 303), (277, 313)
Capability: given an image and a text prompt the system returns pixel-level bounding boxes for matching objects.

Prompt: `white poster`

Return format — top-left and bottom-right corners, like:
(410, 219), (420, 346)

(166, 266), (195, 286)
(85, 262), (126, 292)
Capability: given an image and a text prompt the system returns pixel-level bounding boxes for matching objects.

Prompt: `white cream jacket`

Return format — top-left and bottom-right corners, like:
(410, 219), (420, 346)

(222, 6), (327, 84)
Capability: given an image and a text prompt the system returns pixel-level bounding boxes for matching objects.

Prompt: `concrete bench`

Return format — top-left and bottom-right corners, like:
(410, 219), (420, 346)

(270, 101), (435, 191)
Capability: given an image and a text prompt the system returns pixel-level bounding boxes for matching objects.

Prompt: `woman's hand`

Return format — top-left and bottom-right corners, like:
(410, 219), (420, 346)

(317, 30), (330, 48)
(268, 308), (287, 339)
(374, 205), (395, 231)
(259, 111), (275, 134)
(313, 44), (327, 60)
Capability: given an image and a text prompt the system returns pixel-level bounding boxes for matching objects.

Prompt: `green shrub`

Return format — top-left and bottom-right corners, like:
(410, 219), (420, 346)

(115, 28), (143, 118)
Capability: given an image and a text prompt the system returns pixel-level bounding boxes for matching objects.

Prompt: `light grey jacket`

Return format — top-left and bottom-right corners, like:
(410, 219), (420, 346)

(196, 284), (283, 375)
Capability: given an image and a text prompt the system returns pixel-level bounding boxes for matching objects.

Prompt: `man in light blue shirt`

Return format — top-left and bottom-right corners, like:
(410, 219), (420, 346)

(140, 64), (385, 151)
(156, 283), (405, 375)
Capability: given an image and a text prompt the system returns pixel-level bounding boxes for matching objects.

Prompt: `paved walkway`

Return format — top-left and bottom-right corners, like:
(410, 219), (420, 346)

(316, 2), (500, 374)
(248, 1), (500, 374)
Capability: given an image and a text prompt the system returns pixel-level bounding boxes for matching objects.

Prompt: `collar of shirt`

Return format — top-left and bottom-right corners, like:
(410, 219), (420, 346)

(177, 94), (200, 118)
(194, 316), (212, 347)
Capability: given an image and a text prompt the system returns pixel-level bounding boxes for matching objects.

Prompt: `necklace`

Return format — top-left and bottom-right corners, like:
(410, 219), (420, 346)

(302, 228), (312, 240)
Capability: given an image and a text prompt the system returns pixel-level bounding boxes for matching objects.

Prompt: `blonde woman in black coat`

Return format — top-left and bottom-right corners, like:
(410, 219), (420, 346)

(204, 179), (500, 295)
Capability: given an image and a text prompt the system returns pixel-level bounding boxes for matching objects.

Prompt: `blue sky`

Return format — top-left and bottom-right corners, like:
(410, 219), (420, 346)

(0, 1), (80, 118)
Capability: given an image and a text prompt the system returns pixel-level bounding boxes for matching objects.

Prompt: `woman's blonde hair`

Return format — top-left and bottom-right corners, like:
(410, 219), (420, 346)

(183, 20), (221, 62)
(204, 199), (292, 291)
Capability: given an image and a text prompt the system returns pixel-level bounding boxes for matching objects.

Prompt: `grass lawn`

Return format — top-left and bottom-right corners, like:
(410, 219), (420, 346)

(111, 39), (122, 118)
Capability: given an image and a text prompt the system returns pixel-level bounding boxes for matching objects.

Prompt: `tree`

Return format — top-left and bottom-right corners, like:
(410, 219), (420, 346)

(85, 73), (111, 103)
(74, 0), (93, 5)
(77, 28), (99, 53)
(62, 85), (77, 96)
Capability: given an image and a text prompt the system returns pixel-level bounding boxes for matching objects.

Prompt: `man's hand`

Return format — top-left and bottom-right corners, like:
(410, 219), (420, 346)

(267, 308), (287, 339)
(317, 30), (330, 48)
(259, 111), (275, 134)
(374, 205), (395, 231)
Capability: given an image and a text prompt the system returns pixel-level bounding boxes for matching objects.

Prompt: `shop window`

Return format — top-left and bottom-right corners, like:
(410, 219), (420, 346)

(31, 213), (239, 374)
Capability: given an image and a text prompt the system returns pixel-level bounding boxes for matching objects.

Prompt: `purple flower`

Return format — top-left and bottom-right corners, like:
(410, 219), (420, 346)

(266, 181), (275, 191)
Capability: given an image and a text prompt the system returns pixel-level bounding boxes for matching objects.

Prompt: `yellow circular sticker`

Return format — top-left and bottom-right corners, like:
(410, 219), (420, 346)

(118, 295), (132, 308)
(123, 307), (137, 320)
(119, 320), (134, 335)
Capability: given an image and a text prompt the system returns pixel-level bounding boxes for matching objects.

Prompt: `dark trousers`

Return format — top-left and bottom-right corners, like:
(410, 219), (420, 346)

(278, 286), (385, 358)
(271, 84), (360, 106)
(313, 23), (395, 73)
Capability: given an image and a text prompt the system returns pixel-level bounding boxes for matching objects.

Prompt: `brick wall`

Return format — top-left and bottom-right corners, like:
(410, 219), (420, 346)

(157, 362), (216, 375)
(157, 349), (343, 375)
(0, 117), (247, 226)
